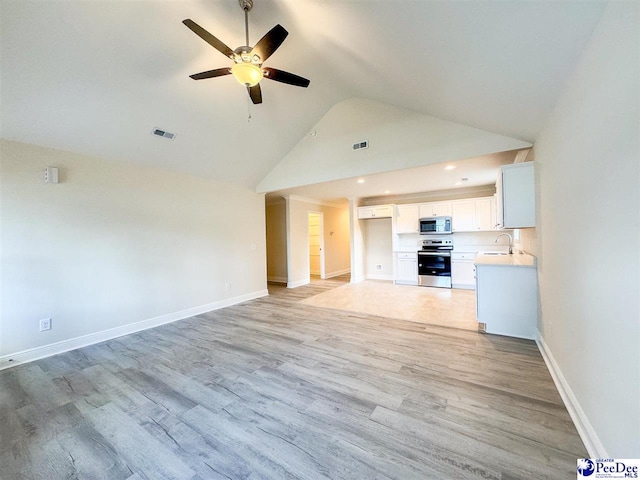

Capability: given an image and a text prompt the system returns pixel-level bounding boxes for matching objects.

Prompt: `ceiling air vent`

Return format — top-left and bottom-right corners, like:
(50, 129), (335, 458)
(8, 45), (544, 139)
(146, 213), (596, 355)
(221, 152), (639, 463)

(152, 128), (176, 140)
(352, 140), (369, 151)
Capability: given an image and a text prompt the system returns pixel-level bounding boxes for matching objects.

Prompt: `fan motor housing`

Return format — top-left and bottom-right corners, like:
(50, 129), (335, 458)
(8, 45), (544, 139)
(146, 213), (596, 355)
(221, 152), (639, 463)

(233, 46), (261, 65)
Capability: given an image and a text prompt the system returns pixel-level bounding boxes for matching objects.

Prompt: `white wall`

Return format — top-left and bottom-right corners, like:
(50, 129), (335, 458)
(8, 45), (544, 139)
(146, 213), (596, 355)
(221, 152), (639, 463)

(349, 199), (365, 283)
(265, 200), (288, 283)
(513, 227), (537, 256)
(362, 218), (393, 279)
(257, 98), (531, 193)
(0, 140), (268, 361)
(285, 197), (350, 287)
(534, 1), (639, 457)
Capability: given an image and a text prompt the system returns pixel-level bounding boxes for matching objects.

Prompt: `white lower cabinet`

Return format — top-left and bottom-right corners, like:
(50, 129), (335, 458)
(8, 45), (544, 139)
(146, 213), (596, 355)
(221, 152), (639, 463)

(394, 252), (418, 285)
(451, 252), (476, 289)
(475, 264), (538, 339)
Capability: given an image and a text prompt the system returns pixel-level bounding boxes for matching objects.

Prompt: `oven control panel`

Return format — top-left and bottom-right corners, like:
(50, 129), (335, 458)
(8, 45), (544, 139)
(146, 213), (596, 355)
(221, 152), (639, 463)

(420, 238), (453, 250)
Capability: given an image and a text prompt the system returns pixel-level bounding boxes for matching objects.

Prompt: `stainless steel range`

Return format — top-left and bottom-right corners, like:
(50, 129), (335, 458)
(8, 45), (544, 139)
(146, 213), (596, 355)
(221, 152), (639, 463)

(418, 238), (453, 288)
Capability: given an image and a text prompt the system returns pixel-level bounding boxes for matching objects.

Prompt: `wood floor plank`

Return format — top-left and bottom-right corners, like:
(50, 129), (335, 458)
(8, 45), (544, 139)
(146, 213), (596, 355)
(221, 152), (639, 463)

(87, 402), (196, 480)
(2, 401), (135, 480)
(370, 405), (577, 479)
(0, 276), (586, 479)
(125, 400), (245, 480)
(219, 397), (403, 480)
(303, 395), (502, 480)
(180, 404), (324, 480)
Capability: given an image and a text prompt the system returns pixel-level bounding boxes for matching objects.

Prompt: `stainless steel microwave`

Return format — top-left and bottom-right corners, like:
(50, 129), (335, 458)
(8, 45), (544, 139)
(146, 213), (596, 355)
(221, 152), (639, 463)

(419, 216), (452, 235)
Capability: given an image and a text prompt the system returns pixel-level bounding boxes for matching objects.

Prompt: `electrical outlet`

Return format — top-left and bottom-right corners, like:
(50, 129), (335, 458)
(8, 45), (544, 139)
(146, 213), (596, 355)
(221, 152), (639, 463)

(225, 283), (231, 291)
(376, 264), (383, 271)
(39, 318), (51, 331)
(250, 243), (257, 251)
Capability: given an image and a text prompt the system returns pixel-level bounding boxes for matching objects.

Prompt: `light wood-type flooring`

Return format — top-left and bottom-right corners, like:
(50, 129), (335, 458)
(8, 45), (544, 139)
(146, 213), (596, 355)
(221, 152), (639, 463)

(0, 276), (586, 479)
(300, 279), (478, 331)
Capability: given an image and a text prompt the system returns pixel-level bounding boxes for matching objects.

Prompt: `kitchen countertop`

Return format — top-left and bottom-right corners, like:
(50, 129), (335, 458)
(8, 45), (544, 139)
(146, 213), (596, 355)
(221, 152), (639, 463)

(474, 252), (536, 268)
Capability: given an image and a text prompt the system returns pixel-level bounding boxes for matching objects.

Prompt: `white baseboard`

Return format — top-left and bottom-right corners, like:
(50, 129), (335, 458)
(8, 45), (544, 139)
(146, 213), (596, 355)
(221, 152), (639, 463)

(536, 333), (607, 458)
(267, 276), (288, 284)
(0, 289), (269, 371)
(323, 268), (351, 279)
(365, 273), (394, 281)
(287, 279), (310, 289)
(287, 271), (352, 287)
(350, 275), (365, 284)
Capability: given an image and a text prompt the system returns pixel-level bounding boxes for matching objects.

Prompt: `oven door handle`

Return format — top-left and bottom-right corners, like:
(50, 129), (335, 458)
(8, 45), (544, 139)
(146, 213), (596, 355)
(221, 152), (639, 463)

(418, 251), (451, 257)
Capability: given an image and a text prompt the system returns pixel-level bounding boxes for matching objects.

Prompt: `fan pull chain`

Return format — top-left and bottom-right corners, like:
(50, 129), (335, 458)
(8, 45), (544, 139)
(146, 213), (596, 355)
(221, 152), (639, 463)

(247, 96), (252, 123)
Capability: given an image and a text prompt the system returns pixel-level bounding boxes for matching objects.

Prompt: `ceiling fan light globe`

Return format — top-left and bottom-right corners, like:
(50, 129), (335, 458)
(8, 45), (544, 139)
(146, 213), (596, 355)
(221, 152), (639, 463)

(231, 63), (263, 87)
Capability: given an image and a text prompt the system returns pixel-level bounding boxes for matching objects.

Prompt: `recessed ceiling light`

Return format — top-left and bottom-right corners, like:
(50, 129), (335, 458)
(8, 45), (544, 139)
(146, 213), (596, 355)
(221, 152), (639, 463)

(455, 182), (462, 186)
(444, 165), (456, 171)
(357, 178), (365, 184)
(384, 190), (390, 194)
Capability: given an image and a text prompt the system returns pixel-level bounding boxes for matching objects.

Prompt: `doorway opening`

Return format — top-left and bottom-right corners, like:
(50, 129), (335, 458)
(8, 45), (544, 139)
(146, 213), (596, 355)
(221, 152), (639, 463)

(308, 212), (325, 279)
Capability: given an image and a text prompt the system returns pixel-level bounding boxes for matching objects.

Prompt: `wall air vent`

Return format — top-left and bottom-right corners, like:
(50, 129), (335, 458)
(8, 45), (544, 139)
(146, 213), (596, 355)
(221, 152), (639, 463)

(352, 140), (369, 151)
(152, 128), (176, 140)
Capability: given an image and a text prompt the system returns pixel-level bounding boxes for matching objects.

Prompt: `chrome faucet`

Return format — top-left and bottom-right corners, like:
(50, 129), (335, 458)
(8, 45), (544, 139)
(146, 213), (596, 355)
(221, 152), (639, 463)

(495, 233), (513, 254)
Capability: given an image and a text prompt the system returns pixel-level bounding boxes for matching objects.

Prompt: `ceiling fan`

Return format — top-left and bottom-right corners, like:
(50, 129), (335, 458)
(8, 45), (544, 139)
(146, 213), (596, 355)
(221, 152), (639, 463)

(183, 0), (310, 105)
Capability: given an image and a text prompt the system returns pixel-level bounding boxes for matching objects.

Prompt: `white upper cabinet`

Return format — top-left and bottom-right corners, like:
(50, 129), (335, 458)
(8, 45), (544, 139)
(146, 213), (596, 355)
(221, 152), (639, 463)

(358, 204), (393, 219)
(451, 200), (475, 232)
(419, 201), (451, 218)
(451, 197), (496, 232)
(475, 197), (496, 231)
(395, 197), (496, 233)
(496, 162), (535, 229)
(395, 204), (420, 234)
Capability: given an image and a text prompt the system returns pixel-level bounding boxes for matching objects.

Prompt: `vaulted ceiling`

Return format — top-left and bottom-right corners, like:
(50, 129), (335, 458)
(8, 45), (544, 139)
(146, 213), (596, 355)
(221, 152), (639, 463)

(0, 0), (606, 192)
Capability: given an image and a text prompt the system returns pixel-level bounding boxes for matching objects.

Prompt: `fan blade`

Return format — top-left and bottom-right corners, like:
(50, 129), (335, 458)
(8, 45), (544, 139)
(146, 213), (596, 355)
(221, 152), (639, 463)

(262, 67), (310, 88)
(251, 24), (288, 63)
(189, 68), (231, 80)
(248, 84), (262, 104)
(183, 19), (234, 59)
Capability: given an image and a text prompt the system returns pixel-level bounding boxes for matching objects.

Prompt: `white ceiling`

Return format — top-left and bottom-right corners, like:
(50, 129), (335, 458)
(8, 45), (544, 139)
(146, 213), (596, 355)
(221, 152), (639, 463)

(0, 0), (606, 192)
